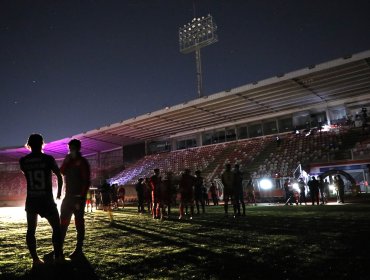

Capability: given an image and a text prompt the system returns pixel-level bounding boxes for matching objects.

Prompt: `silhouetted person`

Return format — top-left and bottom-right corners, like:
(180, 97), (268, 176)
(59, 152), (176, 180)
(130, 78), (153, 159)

(19, 134), (64, 267)
(276, 136), (281, 147)
(284, 179), (294, 205)
(335, 175), (345, 203)
(161, 171), (175, 218)
(221, 164), (236, 217)
(234, 164), (246, 216)
(149, 168), (162, 219)
(245, 180), (257, 206)
(144, 177), (152, 213)
(100, 179), (114, 224)
(298, 178), (307, 205)
(111, 184), (119, 209)
(60, 139), (91, 259)
(135, 178), (145, 213)
(194, 170), (205, 214)
(323, 179), (330, 203)
(318, 176), (326, 205)
(95, 190), (102, 210)
(203, 185), (209, 206)
(307, 176), (320, 205)
(179, 169), (195, 219)
(209, 181), (218, 205)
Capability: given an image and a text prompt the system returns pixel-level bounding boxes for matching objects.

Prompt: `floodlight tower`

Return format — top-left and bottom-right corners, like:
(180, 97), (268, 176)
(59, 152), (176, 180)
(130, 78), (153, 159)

(179, 15), (218, 98)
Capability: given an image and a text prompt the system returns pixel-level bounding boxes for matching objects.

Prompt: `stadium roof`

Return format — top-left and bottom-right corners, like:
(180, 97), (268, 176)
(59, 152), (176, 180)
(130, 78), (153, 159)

(1, 49), (370, 163)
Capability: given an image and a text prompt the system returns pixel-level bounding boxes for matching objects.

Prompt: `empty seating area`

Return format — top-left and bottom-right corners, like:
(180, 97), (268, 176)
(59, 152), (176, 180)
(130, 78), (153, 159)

(352, 137), (370, 159)
(207, 136), (274, 181)
(110, 144), (227, 185)
(110, 136), (274, 185)
(253, 127), (350, 179)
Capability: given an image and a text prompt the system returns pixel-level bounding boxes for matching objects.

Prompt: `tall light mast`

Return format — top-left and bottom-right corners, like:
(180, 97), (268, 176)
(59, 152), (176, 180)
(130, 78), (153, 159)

(179, 15), (218, 98)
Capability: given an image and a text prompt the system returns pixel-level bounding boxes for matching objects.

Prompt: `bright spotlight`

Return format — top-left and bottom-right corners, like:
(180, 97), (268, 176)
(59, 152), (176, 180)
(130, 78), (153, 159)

(321, 124), (331, 132)
(292, 183), (299, 192)
(260, 178), (273, 190)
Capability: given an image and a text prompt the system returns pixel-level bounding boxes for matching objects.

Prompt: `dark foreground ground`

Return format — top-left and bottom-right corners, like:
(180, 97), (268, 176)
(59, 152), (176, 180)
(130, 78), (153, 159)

(1, 196), (370, 280)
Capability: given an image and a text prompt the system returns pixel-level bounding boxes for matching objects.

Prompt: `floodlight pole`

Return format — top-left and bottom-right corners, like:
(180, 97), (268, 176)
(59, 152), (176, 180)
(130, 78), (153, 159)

(179, 15), (217, 99)
(195, 48), (203, 97)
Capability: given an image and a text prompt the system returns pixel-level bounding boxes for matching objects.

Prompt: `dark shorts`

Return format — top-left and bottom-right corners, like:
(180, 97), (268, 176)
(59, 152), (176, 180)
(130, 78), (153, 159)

(101, 193), (111, 206)
(25, 198), (59, 218)
(60, 197), (86, 221)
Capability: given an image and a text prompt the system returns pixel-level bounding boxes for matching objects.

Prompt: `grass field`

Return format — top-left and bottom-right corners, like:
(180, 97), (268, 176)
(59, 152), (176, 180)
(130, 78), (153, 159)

(1, 200), (370, 280)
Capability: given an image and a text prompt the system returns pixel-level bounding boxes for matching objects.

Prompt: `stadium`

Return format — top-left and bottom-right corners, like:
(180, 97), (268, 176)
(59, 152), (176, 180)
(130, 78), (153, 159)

(1, 49), (370, 206)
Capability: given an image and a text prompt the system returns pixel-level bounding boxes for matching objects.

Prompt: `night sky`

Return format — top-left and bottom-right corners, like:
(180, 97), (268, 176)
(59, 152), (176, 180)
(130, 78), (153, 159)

(1, 0), (370, 148)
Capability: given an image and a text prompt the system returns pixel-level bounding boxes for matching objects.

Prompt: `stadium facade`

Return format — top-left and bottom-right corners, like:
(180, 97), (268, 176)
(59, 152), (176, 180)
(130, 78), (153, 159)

(1, 49), (370, 203)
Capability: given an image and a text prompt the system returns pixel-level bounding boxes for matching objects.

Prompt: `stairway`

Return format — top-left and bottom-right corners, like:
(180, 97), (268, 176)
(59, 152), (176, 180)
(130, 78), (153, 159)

(202, 142), (237, 181)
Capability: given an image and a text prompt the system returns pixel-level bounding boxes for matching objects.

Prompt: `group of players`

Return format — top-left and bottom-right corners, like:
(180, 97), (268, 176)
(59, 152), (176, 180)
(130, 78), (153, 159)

(130, 162), (256, 220)
(284, 174), (346, 205)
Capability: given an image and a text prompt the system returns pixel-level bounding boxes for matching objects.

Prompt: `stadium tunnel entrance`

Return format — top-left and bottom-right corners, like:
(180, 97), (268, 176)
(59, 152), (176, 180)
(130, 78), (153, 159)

(320, 169), (358, 194)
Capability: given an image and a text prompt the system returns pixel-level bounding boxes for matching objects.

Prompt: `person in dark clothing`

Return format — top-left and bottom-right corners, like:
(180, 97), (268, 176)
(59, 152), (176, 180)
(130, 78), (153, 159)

(100, 180), (114, 224)
(60, 138), (91, 258)
(298, 178), (307, 205)
(234, 164), (246, 216)
(307, 176), (320, 205)
(144, 178), (152, 213)
(95, 190), (102, 210)
(318, 176), (326, 205)
(149, 168), (162, 219)
(135, 178), (145, 213)
(179, 169), (195, 219)
(19, 134), (64, 267)
(209, 181), (219, 205)
(335, 175), (345, 203)
(221, 164), (236, 217)
(245, 180), (257, 206)
(110, 184), (119, 209)
(202, 185), (209, 206)
(161, 171), (175, 218)
(323, 179), (330, 203)
(284, 179), (294, 205)
(194, 170), (205, 215)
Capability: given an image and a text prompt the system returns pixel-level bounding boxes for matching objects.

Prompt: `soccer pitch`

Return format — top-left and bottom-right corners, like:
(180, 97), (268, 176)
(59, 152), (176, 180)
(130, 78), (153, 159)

(1, 202), (370, 279)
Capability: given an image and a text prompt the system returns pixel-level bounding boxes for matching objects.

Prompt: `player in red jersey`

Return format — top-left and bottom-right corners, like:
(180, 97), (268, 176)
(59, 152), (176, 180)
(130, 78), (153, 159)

(60, 139), (91, 259)
(19, 134), (64, 268)
(179, 169), (195, 219)
(149, 168), (162, 219)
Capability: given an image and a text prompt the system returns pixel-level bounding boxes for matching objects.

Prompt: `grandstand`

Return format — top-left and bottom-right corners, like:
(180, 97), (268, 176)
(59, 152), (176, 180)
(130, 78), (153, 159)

(1, 49), (370, 203)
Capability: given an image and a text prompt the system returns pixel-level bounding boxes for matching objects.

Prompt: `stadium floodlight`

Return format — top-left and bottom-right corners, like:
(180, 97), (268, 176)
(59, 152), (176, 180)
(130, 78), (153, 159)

(179, 14), (218, 98)
(260, 178), (273, 190)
